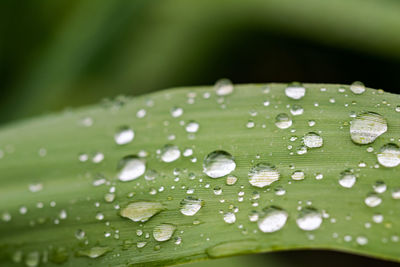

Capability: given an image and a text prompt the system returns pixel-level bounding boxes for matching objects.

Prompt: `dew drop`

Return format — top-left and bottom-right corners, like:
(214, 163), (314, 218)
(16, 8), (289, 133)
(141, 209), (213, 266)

(223, 212), (236, 224)
(185, 121), (200, 133)
(215, 79), (233, 96)
(290, 105), (304, 116)
(350, 81), (366, 95)
(226, 175), (238, 185)
(25, 251), (40, 267)
(356, 236), (368, 246)
(291, 170), (305, 181)
(257, 206), (288, 233)
(350, 112), (387, 144)
(171, 107), (183, 118)
(120, 201), (163, 222)
(153, 224), (176, 242)
(377, 143), (400, 167)
(275, 113), (292, 129)
(373, 181), (387, 194)
(296, 207), (322, 231)
(161, 145), (181, 163)
(364, 193), (382, 207)
(303, 132), (323, 148)
(77, 247), (110, 258)
(285, 83), (306, 100)
(248, 163), (280, 188)
(180, 197), (203, 216)
(203, 150), (236, 178)
(114, 126), (134, 145)
(117, 155), (146, 182)
(339, 170), (356, 188)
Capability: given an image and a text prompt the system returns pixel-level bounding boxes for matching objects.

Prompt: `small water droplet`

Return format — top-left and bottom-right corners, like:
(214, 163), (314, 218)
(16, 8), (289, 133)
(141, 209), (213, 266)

(185, 121), (200, 133)
(153, 224), (176, 242)
(120, 201), (163, 222)
(365, 193), (382, 207)
(25, 251), (40, 267)
(350, 81), (366, 95)
(161, 145), (181, 163)
(296, 207), (322, 231)
(171, 107), (183, 118)
(258, 206), (288, 233)
(180, 197), (203, 216)
(275, 113), (292, 129)
(226, 175), (238, 185)
(303, 132), (323, 148)
(117, 155), (146, 182)
(75, 229), (85, 240)
(377, 143), (400, 167)
(223, 212), (236, 224)
(215, 79), (234, 96)
(291, 170), (305, 181)
(356, 236), (368, 246)
(115, 126), (134, 145)
(290, 105), (304, 116)
(248, 163), (280, 188)
(350, 112), (387, 144)
(339, 170), (356, 188)
(77, 247), (110, 258)
(373, 181), (387, 194)
(203, 150), (236, 178)
(285, 83), (306, 100)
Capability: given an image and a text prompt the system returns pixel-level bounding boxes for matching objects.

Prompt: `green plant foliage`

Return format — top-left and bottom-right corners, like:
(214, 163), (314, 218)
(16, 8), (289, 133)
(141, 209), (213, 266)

(0, 83), (400, 266)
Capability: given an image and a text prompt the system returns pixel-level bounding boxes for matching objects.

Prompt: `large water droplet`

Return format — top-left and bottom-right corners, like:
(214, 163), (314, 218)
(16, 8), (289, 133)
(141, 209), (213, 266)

(215, 79), (234, 96)
(350, 81), (365, 95)
(285, 83), (306, 100)
(339, 170), (356, 188)
(115, 126), (134, 145)
(120, 201), (163, 222)
(296, 207), (322, 231)
(160, 145), (181, 163)
(257, 206), (288, 233)
(275, 113), (292, 129)
(377, 143), (400, 167)
(303, 132), (323, 148)
(248, 163), (280, 188)
(350, 112), (387, 144)
(203, 150), (236, 178)
(180, 197), (203, 216)
(117, 155), (146, 182)
(153, 224), (176, 242)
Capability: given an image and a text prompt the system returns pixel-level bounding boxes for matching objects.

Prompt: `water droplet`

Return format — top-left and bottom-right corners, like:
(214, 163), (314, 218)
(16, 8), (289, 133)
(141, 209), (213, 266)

(206, 240), (259, 258)
(303, 132), (323, 148)
(372, 213), (383, 223)
(180, 197), (203, 216)
(350, 81), (366, 94)
(377, 143), (400, 167)
(95, 212), (104, 221)
(392, 188), (400, 199)
(257, 206), (288, 233)
(356, 236), (368, 246)
(161, 145), (181, 163)
(248, 163), (280, 188)
(75, 229), (85, 240)
(77, 247), (111, 258)
(285, 83), (306, 100)
(339, 170), (356, 188)
(185, 121), (200, 133)
(117, 155), (146, 182)
(114, 126), (134, 145)
(226, 175), (238, 185)
(92, 152), (104, 164)
(291, 170), (305, 181)
(137, 242), (147, 248)
(171, 107), (183, 118)
(153, 224), (176, 242)
(120, 201), (163, 222)
(203, 150), (236, 178)
(373, 181), (387, 193)
(365, 193), (382, 207)
(350, 112), (387, 144)
(25, 251), (40, 267)
(223, 212), (236, 224)
(296, 207), (322, 231)
(275, 113), (292, 129)
(29, 183), (43, 193)
(215, 79), (234, 96)
(290, 105), (304, 116)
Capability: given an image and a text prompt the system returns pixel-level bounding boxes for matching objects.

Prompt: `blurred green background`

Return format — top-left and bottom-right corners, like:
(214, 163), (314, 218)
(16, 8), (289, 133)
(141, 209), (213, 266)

(1, 0), (400, 265)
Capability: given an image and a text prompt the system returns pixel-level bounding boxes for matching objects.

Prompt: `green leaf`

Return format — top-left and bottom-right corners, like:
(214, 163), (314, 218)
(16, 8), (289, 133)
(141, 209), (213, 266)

(1, 83), (400, 266)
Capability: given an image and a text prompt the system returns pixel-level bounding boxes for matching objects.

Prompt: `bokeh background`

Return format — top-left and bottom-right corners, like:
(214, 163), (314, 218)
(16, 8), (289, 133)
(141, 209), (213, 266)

(1, 0), (400, 265)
